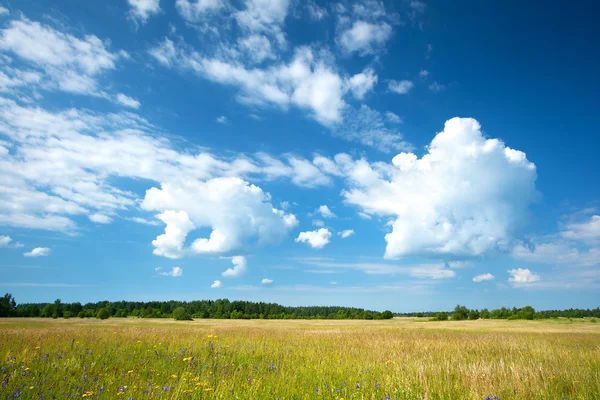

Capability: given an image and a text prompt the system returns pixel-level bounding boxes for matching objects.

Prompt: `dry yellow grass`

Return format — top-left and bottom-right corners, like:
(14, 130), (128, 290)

(1, 318), (599, 399)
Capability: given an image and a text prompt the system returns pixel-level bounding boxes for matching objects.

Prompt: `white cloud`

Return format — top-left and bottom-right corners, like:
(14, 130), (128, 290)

(298, 258), (454, 279)
(0, 98), (322, 243)
(0, 235), (12, 247)
(429, 81), (446, 92)
(176, 0), (224, 22)
(261, 278), (273, 284)
(409, 1), (426, 13)
(448, 261), (473, 268)
(419, 69), (429, 78)
(329, 281), (337, 285)
(89, 213), (112, 224)
(338, 229), (354, 238)
(116, 93), (141, 109)
(512, 241), (599, 267)
(222, 255), (247, 277)
(312, 219), (325, 227)
(347, 67), (377, 99)
(128, 0), (161, 23)
(239, 34), (276, 64)
(307, 1), (328, 21)
(473, 273), (495, 282)
(216, 115), (227, 124)
(388, 79), (413, 94)
(409, 264), (456, 279)
(295, 228), (331, 249)
(338, 20), (392, 55)
(0, 7), (9, 16)
(333, 105), (411, 152)
(157, 266), (183, 277)
(508, 268), (540, 286)
(385, 111), (402, 124)
(0, 17), (123, 98)
(143, 178), (298, 256)
(211, 279), (222, 288)
(317, 205), (336, 218)
(23, 247), (50, 257)
(150, 211), (195, 259)
(358, 212), (371, 220)
(335, 117), (538, 259)
(561, 215), (600, 245)
(129, 217), (160, 226)
(150, 42), (347, 125)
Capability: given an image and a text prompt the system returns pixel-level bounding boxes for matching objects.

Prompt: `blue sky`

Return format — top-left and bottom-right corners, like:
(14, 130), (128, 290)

(0, 0), (598, 312)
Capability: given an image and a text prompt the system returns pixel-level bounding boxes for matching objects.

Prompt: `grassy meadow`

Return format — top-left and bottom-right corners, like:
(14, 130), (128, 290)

(1, 318), (599, 399)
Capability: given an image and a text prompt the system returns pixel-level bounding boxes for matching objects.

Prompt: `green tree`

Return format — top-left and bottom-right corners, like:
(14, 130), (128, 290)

(173, 307), (192, 321)
(96, 309), (110, 320)
(451, 305), (469, 320)
(434, 312), (449, 321)
(0, 293), (17, 317)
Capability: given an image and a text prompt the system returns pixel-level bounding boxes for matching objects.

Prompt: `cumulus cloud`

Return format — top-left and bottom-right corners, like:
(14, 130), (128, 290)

(334, 117), (538, 259)
(128, 0), (161, 23)
(295, 228), (331, 249)
(317, 205), (336, 218)
(0, 235), (13, 247)
(211, 279), (222, 288)
(156, 266), (184, 277)
(338, 229), (354, 238)
(142, 178), (298, 256)
(338, 20), (392, 55)
(150, 211), (195, 259)
(388, 80), (413, 94)
(23, 247), (50, 257)
(216, 115), (227, 124)
(222, 255), (247, 277)
(0, 7), (9, 16)
(0, 97), (322, 246)
(261, 278), (273, 284)
(473, 273), (494, 282)
(347, 67), (377, 99)
(508, 268), (540, 286)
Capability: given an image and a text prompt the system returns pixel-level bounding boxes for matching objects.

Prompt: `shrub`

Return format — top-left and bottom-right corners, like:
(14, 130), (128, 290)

(172, 307), (193, 321)
(77, 311), (85, 318)
(63, 311), (73, 319)
(434, 312), (448, 321)
(96, 309), (110, 320)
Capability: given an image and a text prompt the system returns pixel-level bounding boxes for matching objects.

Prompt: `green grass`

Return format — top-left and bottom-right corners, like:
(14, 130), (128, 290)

(1, 318), (599, 399)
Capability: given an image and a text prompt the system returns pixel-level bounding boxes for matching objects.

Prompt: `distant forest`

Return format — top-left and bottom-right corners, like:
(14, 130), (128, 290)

(1, 293), (598, 321)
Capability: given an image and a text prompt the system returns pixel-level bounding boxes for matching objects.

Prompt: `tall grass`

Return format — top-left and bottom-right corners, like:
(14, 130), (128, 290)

(1, 318), (599, 399)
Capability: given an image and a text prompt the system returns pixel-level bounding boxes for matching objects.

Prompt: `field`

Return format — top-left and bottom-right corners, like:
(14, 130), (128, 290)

(1, 318), (599, 399)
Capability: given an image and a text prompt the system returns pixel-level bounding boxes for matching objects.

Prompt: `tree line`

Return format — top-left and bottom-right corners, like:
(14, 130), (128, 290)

(0, 293), (393, 320)
(2, 294), (597, 321)
(398, 305), (600, 321)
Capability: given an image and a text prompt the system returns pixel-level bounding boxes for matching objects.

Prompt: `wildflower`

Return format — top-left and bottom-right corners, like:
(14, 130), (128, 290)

(182, 357), (193, 362)
(374, 382), (379, 388)
(355, 383), (360, 389)
(127, 370), (134, 374)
